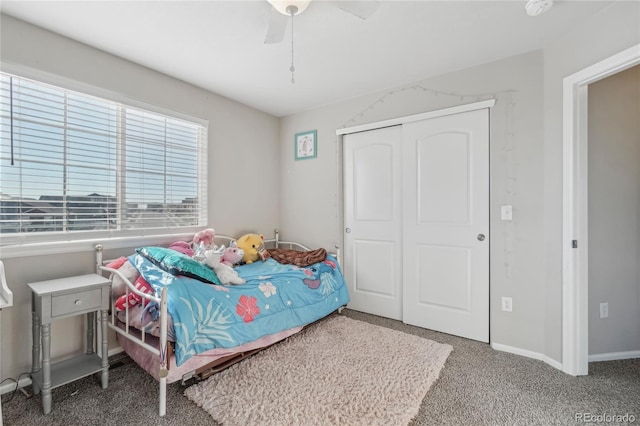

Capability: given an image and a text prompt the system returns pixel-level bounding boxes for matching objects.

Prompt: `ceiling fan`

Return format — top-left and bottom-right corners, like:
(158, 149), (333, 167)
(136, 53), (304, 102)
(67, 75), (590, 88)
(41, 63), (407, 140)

(264, 0), (380, 44)
(265, 0), (379, 83)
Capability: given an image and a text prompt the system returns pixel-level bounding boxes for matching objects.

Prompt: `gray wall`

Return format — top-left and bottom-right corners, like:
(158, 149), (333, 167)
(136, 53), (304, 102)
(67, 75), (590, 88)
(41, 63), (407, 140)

(281, 50), (547, 352)
(588, 65), (640, 356)
(0, 14), (280, 381)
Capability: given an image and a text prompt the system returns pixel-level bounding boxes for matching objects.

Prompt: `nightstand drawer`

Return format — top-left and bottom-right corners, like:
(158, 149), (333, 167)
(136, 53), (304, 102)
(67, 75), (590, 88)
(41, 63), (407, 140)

(51, 288), (102, 317)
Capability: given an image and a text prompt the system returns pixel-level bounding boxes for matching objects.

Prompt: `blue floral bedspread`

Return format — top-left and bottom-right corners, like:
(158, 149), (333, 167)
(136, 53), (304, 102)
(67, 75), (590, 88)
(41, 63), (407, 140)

(129, 254), (350, 366)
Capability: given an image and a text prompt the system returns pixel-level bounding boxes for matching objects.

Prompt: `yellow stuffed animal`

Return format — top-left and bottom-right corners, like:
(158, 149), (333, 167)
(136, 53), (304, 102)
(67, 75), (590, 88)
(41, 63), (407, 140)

(236, 233), (268, 264)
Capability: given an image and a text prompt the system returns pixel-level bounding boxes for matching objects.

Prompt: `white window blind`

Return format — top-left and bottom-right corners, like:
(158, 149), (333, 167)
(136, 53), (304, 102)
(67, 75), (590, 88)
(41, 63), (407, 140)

(0, 72), (207, 246)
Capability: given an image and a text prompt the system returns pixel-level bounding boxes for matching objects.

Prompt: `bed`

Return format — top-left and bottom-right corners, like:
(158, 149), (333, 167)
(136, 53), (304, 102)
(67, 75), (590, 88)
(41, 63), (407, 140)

(95, 229), (349, 416)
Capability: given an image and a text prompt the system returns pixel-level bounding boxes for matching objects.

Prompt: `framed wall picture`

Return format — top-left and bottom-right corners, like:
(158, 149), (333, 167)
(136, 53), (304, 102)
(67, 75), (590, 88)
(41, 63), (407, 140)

(295, 130), (317, 160)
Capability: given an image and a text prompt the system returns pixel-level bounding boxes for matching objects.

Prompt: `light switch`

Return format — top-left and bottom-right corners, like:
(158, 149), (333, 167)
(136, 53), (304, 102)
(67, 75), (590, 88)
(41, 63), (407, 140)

(501, 205), (513, 221)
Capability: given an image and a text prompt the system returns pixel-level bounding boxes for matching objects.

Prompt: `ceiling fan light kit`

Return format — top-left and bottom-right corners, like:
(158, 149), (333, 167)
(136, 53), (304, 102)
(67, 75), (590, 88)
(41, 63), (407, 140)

(268, 0), (311, 16)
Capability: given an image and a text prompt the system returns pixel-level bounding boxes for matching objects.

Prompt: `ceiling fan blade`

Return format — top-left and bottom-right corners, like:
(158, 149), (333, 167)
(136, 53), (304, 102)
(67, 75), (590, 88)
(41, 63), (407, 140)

(264, 7), (289, 44)
(329, 0), (380, 20)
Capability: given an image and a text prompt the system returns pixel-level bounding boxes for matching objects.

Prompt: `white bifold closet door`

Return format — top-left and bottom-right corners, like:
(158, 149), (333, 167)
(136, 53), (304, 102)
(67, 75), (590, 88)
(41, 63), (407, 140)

(343, 107), (489, 342)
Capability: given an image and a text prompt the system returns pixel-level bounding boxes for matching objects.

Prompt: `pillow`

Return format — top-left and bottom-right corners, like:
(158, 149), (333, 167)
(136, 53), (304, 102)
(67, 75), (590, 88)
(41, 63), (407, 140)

(109, 258), (141, 298)
(114, 276), (154, 311)
(136, 246), (221, 285)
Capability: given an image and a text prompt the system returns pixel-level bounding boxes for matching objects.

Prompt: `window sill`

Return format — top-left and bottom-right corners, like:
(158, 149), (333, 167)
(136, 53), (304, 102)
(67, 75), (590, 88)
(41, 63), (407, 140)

(0, 232), (195, 259)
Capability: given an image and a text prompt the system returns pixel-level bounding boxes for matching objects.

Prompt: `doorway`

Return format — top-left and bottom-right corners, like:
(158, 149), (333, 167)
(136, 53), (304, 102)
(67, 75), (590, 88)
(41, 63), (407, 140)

(562, 44), (640, 376)
(587, 65), (640, 363)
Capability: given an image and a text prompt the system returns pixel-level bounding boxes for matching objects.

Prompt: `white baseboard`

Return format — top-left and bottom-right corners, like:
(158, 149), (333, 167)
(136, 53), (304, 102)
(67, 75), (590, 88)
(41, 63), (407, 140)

(588, 350), (640, 362)
(0, 376), (31, 396)
(491, 342), (563, 371)
(1, 346), (124, 396)
(108, 346), (124, 357)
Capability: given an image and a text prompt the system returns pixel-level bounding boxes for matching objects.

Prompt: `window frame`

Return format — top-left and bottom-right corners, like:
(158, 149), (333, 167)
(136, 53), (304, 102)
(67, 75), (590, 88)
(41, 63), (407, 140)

(0, 63), (208, 258)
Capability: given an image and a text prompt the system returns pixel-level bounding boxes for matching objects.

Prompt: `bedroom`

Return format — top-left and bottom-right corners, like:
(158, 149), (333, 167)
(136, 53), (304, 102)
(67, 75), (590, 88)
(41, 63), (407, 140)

(0, 0), (639, 424)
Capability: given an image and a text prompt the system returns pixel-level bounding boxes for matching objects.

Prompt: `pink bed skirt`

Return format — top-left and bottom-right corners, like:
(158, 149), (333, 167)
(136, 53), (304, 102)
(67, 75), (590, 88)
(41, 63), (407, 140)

(115, 323), (303, 383)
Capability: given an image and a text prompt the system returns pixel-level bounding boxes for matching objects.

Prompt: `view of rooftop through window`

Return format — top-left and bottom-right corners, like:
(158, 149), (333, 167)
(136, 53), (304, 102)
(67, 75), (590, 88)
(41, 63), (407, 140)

(0, 73), (207, 238)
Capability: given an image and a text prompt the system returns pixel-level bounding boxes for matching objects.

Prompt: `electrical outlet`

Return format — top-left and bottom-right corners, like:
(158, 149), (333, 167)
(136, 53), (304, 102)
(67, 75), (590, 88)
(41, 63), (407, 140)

(502, 296), (513, 312)
(600, 302), (608, 319)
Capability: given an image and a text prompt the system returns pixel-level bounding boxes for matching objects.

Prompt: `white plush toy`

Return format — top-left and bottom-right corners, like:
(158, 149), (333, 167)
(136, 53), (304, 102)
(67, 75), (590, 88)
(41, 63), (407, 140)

(204, 246), (246, 285)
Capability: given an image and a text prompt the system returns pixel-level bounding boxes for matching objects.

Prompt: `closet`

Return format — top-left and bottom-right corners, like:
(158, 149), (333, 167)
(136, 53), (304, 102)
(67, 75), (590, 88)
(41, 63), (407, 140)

(340, 100), (493, 342)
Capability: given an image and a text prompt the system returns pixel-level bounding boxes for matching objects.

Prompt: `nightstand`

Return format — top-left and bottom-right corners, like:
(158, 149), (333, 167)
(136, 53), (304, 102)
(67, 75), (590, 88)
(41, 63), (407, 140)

(28, 274), (110, 414)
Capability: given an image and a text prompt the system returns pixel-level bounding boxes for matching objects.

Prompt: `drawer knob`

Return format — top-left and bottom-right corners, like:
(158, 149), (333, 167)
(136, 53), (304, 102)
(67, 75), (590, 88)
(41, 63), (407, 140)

(74, 299), (82, 306)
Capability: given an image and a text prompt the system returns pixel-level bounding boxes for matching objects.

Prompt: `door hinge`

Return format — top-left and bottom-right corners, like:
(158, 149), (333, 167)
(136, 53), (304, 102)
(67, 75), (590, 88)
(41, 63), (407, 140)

(572, 240), (578, 249)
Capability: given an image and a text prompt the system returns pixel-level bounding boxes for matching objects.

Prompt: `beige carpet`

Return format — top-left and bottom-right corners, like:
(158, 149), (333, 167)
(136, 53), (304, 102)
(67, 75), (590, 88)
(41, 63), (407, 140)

(184, 315), (452, 425)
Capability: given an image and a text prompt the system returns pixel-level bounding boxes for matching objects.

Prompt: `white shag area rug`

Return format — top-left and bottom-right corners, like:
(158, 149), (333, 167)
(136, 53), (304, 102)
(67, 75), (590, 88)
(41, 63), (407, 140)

(184, 315), (452, 425)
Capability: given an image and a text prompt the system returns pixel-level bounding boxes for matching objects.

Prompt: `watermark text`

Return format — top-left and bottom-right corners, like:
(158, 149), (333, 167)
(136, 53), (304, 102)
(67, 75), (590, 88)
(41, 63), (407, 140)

(576, 412), (636, 423)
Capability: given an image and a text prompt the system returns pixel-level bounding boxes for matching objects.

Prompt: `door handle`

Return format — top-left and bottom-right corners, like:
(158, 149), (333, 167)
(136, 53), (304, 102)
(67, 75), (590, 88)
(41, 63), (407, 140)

(477, 234), (486, 241)
(345, 228), (351, 234)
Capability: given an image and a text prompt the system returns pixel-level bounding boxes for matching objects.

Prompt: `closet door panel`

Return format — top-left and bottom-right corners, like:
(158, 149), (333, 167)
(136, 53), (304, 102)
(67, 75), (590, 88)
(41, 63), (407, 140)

(403, 109), (489, 342)
(343, 126), (403, 320)
(353, 240), (397, 297)
(417, 132), (470, 224)
(416, 244), (471, 311)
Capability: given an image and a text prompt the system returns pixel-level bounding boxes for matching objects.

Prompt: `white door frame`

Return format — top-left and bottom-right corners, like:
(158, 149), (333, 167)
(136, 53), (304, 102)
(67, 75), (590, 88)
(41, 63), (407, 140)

(562, 43), (640, 376)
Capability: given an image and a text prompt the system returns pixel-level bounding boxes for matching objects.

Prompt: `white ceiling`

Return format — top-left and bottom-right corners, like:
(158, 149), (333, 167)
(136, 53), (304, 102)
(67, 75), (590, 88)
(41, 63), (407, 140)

(1, 0), (614, 117)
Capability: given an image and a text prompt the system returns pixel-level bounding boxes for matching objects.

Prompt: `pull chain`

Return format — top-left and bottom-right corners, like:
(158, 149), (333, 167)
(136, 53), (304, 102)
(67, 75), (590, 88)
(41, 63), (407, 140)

(289, 11), (295, 84)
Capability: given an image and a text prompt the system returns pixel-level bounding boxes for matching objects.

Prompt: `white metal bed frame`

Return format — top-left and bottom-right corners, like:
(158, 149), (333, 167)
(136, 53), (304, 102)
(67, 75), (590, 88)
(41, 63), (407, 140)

(95, 229), (340, 416)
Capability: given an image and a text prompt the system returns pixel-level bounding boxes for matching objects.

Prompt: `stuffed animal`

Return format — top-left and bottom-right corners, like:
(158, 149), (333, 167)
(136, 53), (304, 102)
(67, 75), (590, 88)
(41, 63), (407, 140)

(236, 233), (269, 264)
(204, 247), (246, 285)
(193, 228), (215, 249)
(221, 242), (244, 267)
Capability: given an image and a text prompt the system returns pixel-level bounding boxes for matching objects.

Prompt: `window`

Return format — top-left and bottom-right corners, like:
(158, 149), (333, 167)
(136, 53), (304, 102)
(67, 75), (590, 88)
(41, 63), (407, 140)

(0, 72), (207, 247)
